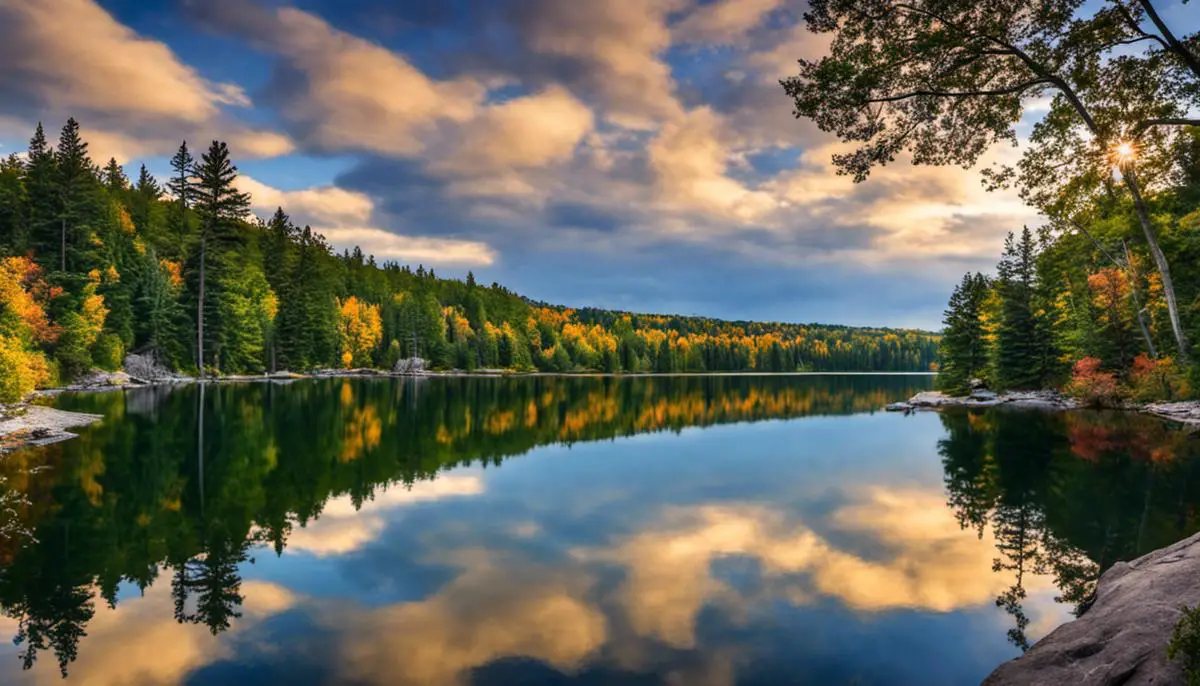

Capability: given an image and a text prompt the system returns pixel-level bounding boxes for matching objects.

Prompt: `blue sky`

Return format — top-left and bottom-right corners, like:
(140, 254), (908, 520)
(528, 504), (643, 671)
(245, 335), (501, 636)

(0, 0), (1193, 328)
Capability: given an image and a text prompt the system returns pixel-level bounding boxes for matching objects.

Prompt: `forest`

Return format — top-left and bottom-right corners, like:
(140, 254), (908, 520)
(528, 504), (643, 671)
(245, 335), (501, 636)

(783, 0), (1200, 402)
(0, 118), (939, 403)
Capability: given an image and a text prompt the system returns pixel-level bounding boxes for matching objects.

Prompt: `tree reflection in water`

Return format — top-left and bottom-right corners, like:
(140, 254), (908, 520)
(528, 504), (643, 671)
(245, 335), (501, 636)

(0, 374), (927, 675)
(939, 407), (1200, 650)
(3, 376), (1200, 675)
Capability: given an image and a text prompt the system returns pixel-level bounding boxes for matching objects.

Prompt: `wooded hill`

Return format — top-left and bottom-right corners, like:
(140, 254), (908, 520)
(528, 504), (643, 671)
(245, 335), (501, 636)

(0, 118), (939, 402)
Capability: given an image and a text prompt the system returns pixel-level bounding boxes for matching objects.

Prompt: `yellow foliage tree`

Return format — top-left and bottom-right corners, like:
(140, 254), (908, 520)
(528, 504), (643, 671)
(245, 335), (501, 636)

(336, 296), (383, 368)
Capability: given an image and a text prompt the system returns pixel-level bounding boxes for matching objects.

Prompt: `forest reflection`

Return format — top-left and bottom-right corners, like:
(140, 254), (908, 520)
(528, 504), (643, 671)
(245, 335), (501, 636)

(2, 376), (1199, 679)
(0, 375), (927, 676)
(938, 407), (1200, 650)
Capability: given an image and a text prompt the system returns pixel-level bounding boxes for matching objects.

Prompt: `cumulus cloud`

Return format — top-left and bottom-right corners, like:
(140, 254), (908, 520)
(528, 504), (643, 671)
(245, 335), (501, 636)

(431, 86), (595, 175)
(324, 549), (607, 685)
(6, 579), (295, 686)
(513, 0), (686, 129)
(235, 176), (497, 266)
(647, 107), (777, 222)
(0, 0), (291, 162)
(673, 0), (785, 44)
(285, 474), (486, 557)
(576, 486), (1065, 650)
(262, 7), (486, 156)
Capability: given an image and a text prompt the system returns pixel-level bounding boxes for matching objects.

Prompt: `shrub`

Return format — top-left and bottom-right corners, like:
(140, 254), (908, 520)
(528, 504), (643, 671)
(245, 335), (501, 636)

(1065, 357), (1124, 407)
(0, 336), (50, 403)
(1169, 605), (1200, 686)
(1129, 354), (1190, 402)
(91, 332), (124, 372)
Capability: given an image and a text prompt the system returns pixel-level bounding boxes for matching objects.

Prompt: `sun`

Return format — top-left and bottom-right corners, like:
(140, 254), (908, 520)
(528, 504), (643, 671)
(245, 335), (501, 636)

(1112, 141), (1136, 164)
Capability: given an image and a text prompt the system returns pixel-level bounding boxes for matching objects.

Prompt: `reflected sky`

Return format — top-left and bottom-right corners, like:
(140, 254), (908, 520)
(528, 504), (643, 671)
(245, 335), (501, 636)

(2, 376), (1197, 685)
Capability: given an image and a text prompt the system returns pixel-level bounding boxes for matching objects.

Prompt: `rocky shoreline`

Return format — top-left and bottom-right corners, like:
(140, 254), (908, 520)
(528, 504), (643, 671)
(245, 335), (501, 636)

(886, 389), (1200, 429)
(984, 530), (1200, 685)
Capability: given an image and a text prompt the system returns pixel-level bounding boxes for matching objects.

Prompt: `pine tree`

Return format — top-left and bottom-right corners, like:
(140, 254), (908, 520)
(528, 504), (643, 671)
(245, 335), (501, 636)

(190, 141), (250, 374)
(25, 123), (60, 270)
(0, 154), (27, 253)
(938, 272), (991, 394)
(261, 208), (297, 371)
(995, 228), (1048, 390)
(55, 117), (100, 273)
(102, 158), (127, 194)
(166, 142), (195, 259)
(130, 165), (163, 242)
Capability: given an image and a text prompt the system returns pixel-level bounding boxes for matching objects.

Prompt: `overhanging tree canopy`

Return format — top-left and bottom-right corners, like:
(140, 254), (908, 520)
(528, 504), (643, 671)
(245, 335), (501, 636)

(782, 0), (1199, 359)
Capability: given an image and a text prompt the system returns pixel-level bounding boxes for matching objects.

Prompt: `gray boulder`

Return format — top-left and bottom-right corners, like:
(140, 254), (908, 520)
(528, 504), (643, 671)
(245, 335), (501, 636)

(124, 353), (178, 382)
(983, 531), (1200, 685)
(393, 357), (428, 375)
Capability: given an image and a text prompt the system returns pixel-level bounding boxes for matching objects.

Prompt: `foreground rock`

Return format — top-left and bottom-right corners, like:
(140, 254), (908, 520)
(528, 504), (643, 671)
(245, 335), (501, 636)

(0, 405), (104, 454)
(886, 389), (1078, 412)
(1143, 401), (1200, 429)
(983, 531), (1200, 685)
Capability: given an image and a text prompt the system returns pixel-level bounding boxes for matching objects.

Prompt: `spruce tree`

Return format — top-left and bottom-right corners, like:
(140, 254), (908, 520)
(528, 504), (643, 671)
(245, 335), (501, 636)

(995, 228), (1047, 390)
(938, 272), (991, 395)
(55, 117), (100, 273)
(102, 158), (127, 194)
(190, 140), (250, 375)
(166, 142), (195, 259)
(0, 154), (27, 253)
(130, 165), (163, 242)
(25, 123), (60, 270)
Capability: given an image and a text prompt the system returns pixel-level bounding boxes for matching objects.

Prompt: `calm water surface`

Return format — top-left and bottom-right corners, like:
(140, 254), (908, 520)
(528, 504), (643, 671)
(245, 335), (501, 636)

(2, 375), (1200, 685)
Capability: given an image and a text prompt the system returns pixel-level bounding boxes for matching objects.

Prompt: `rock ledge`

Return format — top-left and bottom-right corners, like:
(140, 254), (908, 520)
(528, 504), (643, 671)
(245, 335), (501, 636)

(886, 389), (1078, 412)
(983, 530), (1200, 685)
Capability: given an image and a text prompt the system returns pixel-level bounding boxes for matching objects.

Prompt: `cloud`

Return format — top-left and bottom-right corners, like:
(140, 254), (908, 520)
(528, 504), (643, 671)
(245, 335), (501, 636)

(262, 7), (487, 156)
(431, 86), (595, 175)
(7, 579), (295, 686)
(673, 0), (785, 44)
(0, 0), (291, 162)
(576, 486), (1063, 650)
(647, 107), (777, 221)
(511, 0), (687, 129)
(285, 474), (486, 557)
(236, 175), (497, 266)
(323, 549), (607, 686)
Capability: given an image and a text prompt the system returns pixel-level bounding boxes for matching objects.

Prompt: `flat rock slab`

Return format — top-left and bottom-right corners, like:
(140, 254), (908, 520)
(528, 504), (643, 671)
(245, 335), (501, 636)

(0, 405), (104, 453)
(886, 390), (1075, 412)
(984, 531), (1200, 685)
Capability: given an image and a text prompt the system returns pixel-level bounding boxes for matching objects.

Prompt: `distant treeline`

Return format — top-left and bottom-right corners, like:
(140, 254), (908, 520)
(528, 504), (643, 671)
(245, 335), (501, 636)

(0, 118), (939, 401)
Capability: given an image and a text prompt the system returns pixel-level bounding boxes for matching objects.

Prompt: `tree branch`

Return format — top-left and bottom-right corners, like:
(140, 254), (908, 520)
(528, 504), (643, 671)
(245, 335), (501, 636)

(1133, 118), (1200, 134)
(866, 78), (1053, 103)
(1135, 0), (1200, 80)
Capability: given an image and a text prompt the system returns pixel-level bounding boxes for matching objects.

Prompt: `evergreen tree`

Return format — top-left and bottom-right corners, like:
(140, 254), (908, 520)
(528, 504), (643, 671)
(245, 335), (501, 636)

(130, 165), (163, 242)
(0, 154), (27, 253)
(166, 142), (195, 259)
(189, 141), (250, 374)
(55, 117), (100, 273)
(25, 123), (59, 270)
(101, 158), (127, 194)
(938, 272), (991, 394)
(995, 228), (1048, 390)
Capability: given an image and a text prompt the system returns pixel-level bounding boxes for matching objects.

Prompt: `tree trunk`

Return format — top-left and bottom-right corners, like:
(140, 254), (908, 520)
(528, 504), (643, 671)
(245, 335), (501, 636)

(198, 236), (206, 377)
(1123, 239), (1158, 359)
(60, 217), (65, 272)
(1123, 166), (1189, 361)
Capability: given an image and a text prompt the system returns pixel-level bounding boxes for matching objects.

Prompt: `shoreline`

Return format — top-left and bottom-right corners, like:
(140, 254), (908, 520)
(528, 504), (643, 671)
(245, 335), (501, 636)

(2, 368), (933, 453)
(885, 389), (1200, 429)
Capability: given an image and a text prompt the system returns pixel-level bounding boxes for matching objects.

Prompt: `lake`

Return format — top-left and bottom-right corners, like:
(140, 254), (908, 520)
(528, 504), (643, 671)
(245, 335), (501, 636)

(1, 374), (1199, 685)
